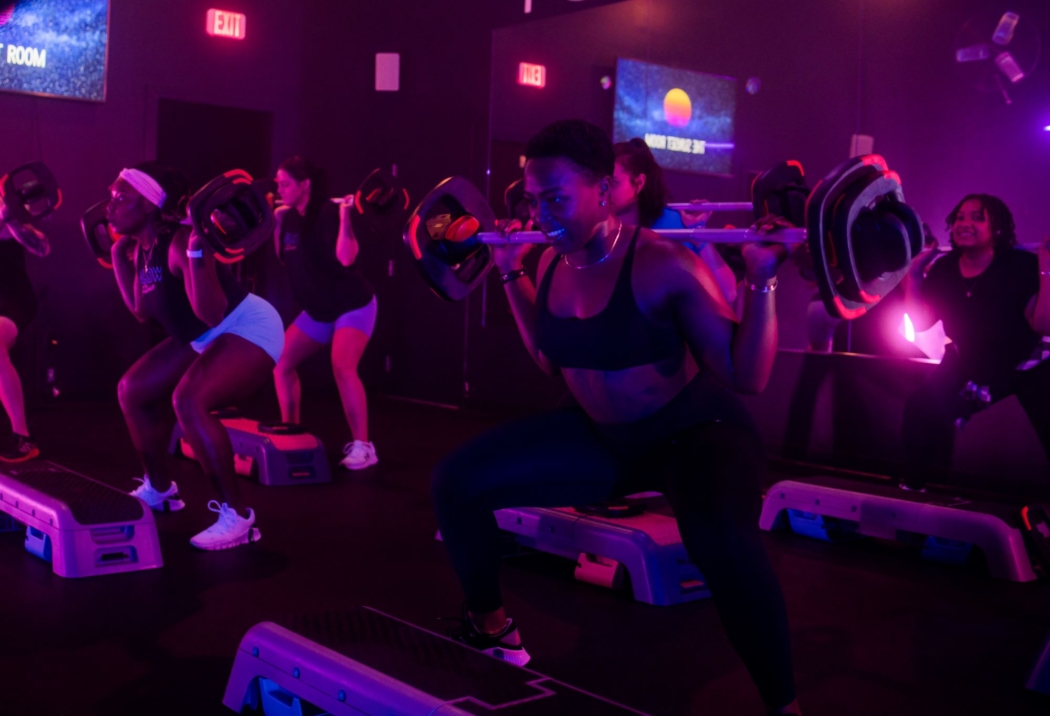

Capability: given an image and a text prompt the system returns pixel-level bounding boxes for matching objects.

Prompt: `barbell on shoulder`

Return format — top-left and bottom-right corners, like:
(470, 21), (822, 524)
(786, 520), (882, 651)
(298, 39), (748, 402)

(404, 156), (924, 320)
(471, 227), (808, 246)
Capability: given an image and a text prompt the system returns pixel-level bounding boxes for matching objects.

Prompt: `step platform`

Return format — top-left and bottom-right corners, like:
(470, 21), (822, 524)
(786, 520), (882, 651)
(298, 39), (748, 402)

(223, 607), (649, 715)
(171, 416), (331, 487)
(0, 460), (162, 577)
(494, 495), (709, 606)
(759, 476), (1036, 582)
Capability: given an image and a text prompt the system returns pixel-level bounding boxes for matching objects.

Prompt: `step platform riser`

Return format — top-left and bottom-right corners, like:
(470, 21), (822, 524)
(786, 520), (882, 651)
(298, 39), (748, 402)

(760, 478), (1036, 582)
(0, 462), (162, 578)
(170, 418), (331, 487)
(223, 608), (649, 715)
(495, 500), (709, 606)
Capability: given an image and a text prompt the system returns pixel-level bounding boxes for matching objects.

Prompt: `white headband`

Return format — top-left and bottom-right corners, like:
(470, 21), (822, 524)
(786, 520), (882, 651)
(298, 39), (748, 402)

(119, 168), (167, 209)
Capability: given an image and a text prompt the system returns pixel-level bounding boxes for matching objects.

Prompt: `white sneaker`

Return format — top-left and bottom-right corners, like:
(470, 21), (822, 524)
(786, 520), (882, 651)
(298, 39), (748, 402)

(130, 476), (186, 513)
(340, 440), (378, 470)
(189, 501), (261, 551)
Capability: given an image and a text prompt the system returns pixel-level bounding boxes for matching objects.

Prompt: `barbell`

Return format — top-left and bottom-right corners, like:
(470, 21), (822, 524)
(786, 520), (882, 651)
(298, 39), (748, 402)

(404, 155), (923, 319)
(82, 166), (409, 267)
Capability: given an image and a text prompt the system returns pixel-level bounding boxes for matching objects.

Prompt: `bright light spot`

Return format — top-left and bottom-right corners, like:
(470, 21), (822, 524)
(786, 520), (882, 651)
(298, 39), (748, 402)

(1044, 125), (1050, 132)
(903, 313), (916, 343)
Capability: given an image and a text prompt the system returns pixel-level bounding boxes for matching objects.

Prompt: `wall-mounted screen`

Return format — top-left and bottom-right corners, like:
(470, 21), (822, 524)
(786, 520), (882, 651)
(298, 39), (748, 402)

(613, 58), (736, 175)
(0, 0), (110, 102)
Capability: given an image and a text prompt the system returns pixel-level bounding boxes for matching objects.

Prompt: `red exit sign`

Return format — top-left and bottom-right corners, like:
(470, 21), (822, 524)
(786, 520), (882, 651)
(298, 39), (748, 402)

(206, 9), (246, 40)
(518, 62), (546, 88)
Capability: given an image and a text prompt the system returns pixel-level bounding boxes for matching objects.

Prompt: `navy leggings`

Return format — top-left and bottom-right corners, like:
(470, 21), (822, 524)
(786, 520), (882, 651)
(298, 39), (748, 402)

(431, 376), (797, 708)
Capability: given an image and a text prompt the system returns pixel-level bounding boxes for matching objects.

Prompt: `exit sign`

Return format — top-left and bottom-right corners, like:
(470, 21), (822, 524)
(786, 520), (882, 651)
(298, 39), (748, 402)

(206, 9), (246, 40)
(518, 62), (546, 88)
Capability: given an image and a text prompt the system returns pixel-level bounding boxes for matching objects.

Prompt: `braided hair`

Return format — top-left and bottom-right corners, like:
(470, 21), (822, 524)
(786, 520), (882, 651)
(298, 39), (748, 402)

(946, 193), (1017, 251)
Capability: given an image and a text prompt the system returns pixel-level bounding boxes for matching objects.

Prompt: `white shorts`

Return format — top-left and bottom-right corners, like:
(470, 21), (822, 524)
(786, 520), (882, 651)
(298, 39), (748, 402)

(191, 293), (285, 364)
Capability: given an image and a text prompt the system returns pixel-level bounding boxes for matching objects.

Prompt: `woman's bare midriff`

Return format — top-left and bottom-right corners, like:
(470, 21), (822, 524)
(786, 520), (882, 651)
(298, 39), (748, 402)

(563, 352), (697, 424)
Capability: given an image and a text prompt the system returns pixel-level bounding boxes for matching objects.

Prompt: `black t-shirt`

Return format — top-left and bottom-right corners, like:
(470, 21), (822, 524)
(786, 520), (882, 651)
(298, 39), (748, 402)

(923, 248), (1040, 385)
(279, 202), (374, 322)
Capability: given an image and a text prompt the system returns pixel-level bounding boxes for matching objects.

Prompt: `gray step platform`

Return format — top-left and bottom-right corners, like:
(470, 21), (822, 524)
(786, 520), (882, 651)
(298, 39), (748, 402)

(223, 607), (649, 715)
(495, 495), (708, 606)
(171, 417), (331, 487)
(0, 460), (162, 577)
(759, 476), (1037, 582)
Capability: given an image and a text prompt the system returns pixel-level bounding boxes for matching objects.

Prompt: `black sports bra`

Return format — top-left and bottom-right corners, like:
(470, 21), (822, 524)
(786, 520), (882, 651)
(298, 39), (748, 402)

(535, 227), (684, 371)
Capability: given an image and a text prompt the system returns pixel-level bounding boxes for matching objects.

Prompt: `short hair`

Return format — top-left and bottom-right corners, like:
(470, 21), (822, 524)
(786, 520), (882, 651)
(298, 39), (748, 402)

(614, 138), (669, 228)
(945, 193), (1017, 251)
(525, 120), (614, 183)
(133, 161), (191, 224)
(279, 156), (329, 224)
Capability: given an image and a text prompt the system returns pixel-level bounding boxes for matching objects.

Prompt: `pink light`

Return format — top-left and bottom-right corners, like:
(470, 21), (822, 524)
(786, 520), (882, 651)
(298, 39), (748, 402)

(518, 62), (546, 88)
(903, 313), (916, 343)
(206, 9), (246, 40)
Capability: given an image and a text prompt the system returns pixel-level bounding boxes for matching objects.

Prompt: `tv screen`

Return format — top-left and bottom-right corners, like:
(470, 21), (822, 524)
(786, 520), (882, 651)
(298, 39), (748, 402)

(0, 0), (110, 102)
(613, 58), (736, 176)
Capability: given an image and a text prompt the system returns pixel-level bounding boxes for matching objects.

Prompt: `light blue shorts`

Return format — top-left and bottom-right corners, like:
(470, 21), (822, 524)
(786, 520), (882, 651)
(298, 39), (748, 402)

(191, 293), (285, 364)
(293, 296), (378, 345)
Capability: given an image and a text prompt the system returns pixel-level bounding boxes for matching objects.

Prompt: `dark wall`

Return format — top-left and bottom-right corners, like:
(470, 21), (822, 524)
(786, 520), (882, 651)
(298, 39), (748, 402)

(0, 0), (304, 399)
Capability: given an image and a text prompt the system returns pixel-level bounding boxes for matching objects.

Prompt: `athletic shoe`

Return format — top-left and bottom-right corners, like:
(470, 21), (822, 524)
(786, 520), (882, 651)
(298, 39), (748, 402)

(129, 476), (186, 512)
(443, 605), (531, 667)
(189, 501), (261, 551)
(340, 440), (378, 470)
(0, 434), (40, 463)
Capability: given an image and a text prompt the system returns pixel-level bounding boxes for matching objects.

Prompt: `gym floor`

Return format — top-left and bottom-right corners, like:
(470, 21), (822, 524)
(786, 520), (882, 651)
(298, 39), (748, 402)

(1, 393), (1047, 716)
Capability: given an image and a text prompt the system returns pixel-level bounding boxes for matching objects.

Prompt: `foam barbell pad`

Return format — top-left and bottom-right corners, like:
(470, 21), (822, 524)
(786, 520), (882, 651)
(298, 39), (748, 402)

(403, 176), (497, 301)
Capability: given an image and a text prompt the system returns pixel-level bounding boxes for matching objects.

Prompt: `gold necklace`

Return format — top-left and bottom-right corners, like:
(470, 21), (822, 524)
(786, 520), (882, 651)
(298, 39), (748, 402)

(564, 221), (623, 270)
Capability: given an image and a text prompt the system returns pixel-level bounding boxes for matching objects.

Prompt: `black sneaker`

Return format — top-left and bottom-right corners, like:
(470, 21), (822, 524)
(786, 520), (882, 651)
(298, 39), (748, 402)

(443, 605), (531, 667)
(0, 434), (40, 463)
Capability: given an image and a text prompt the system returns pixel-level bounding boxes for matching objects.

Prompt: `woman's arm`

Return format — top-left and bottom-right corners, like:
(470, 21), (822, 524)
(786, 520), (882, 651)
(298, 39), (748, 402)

(336, 198), (359, 267)
(1026, 238), (1050, 334)
(175, 228), (228, 327)
(0, 205), (50, 257)
(902, 245), (941, 332)
(111, 236), (148, 321)
(493, 222), (557, 376)
(274, 205), (288, 260)
(652, 237), (777, 395)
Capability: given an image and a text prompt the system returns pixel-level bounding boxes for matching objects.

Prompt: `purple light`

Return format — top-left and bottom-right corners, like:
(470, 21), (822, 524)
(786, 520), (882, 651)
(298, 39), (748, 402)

(1044, 125), (1050, 132)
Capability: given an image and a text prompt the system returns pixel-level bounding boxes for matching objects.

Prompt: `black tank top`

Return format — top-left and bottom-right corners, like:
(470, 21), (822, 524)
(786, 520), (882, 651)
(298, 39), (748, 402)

(137, 227), (248, 344)
(536, 228), (684, 371)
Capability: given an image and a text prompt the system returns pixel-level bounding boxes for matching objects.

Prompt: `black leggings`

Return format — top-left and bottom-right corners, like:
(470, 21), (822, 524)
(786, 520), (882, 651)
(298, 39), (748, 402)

(431, 377), (796, 709)
(902, 349), (1050, 490)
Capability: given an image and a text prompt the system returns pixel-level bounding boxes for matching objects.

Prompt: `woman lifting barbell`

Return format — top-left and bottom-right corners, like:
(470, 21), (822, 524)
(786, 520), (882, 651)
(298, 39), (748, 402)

(272, 157), (379, 471)
(430, 121), (801, 715)
(108, 162), (284, 551)
(0, 203), (50, 463)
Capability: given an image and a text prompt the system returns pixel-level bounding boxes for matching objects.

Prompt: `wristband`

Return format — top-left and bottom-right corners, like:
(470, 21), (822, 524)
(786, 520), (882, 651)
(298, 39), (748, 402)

(500, 268), (528, 285)
(186, 248), (204, 259)
(748, 277), (778, 293)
